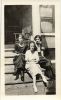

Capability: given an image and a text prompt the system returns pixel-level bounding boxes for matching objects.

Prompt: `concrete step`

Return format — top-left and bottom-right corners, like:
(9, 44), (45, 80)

(5, 51), (16, 58)
(5, 65), (46, 74)
(5, 73), (44, 85)
(5, 73), (24, 85)
(5, 49), (14, 52)
(5, 65), (14, 73)
(5, 48), (55, 86)
(5, 58), (14, 64)
(5, 44), (14, 49)
(5, 57), (55, 65)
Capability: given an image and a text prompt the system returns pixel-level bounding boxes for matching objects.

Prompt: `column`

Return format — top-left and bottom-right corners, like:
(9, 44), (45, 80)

(32, 5), (41, 38)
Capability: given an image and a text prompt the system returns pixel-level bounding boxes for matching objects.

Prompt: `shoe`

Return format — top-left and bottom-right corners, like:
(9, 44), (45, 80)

(43, 77), (48, 83)
(43, 80), (48, 87)
(21, 76), (24, 81)
(33, 86), (38, 93)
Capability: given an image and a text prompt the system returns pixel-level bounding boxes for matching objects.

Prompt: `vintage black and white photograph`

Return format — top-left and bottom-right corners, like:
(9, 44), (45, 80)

(4, 5), (56, 95)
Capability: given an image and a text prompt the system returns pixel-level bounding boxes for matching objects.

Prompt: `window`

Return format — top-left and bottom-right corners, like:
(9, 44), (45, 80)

(40, 5), (55, 33)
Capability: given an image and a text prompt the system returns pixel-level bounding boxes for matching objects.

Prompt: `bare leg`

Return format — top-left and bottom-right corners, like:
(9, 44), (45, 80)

(39, 69), (48, 83)
(32, 75), (38, 93)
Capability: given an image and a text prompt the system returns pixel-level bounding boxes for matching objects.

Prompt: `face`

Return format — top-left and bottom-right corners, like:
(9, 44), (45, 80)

(35, 37), (42, 44)
(19, 35), (23, 43)
(30, 42), (35, 52)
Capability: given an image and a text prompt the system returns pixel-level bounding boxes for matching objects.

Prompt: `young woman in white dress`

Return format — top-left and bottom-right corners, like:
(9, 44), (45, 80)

(25, 41), (48, 93)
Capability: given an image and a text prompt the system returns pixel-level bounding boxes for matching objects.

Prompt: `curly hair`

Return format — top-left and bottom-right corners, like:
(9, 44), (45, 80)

(28, 41), (37, 51)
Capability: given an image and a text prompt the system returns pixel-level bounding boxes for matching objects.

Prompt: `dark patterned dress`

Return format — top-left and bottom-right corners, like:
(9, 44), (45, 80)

(36, 45), (54, 79)
(13, 43), (28, 74)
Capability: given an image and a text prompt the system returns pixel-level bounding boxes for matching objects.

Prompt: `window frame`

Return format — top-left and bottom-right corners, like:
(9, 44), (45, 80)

(39, 5), (55, 34)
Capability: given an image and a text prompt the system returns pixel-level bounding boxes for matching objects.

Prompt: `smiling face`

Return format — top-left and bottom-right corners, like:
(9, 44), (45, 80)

(30, 42), (35, 52)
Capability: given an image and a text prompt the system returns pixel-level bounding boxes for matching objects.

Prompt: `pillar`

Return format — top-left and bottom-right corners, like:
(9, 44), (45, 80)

(32, 5), (41, 38)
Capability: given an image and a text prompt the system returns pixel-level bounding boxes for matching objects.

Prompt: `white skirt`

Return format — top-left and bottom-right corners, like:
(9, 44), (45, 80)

(25, 62), (42, 76)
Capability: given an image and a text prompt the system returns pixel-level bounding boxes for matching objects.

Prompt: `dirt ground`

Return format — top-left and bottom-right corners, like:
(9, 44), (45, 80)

(5, 82), (47, 95)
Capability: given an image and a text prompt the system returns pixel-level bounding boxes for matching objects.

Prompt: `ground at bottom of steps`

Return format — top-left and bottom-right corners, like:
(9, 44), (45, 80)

(5, 82), (47, 95)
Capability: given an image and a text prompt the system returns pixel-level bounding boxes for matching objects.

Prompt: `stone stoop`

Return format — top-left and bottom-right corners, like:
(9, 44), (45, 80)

(5, 47), (55, 95)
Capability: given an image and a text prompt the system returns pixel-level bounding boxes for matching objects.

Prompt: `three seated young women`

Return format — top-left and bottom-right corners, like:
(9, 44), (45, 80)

(13, 34), (53, 93)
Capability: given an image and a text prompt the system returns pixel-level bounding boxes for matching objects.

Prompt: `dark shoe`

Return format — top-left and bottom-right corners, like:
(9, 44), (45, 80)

(21, 76), (24, 81)
(43, 81), (48, 87)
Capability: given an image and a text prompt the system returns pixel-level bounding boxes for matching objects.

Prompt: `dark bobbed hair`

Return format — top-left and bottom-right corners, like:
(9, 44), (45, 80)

(28, 41), (37, 51)
(34, 35), (42, 41)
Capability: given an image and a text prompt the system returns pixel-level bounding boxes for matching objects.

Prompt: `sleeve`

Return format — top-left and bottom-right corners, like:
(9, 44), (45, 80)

(15, 43), (19, 53)
(25, 51), (29, 61)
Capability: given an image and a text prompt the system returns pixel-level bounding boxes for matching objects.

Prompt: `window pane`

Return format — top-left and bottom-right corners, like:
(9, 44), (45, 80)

(40, 5), (55, 33)
(41, 21), (53, 33)
(40, 6), (52, 18)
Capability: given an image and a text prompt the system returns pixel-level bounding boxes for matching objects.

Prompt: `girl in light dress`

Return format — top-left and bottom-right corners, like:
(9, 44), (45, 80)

(25, 41), (48, 93)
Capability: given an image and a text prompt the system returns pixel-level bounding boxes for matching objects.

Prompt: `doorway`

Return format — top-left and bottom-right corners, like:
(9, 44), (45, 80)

(4, 5), (32, 44)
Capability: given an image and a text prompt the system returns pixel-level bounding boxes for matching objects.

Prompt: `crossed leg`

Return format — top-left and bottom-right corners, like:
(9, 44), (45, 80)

(32, 69), (48, 93)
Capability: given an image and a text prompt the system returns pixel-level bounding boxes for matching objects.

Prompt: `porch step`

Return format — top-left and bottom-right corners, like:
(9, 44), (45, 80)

(5, 73), (45, 85)
(5, 57), (55, 65)
(5, 44), (14, 49)
(5, 47), (55, 86)
(5, 65), (14, 73)
(5, 51), (16, 58)
(5, 64), (55, 74)
(5, 65), (47, 74)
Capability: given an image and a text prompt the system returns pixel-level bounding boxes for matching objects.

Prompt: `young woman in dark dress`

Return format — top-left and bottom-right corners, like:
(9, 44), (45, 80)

(34, 35), (54, 79)
(13, 34), (28, 81)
